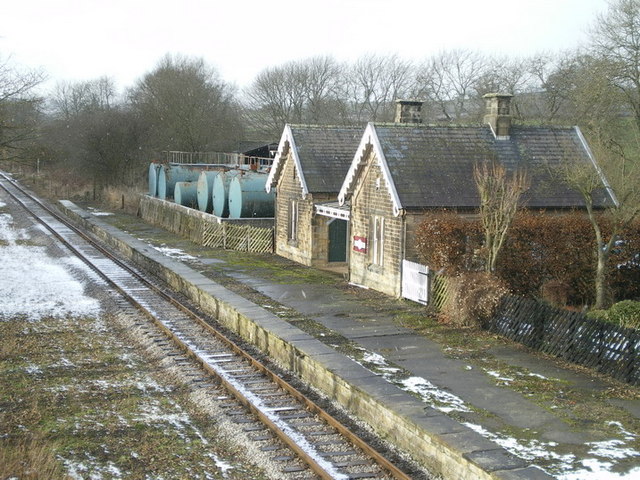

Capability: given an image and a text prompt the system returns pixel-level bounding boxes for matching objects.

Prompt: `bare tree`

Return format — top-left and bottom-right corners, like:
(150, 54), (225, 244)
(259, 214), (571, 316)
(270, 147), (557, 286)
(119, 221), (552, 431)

(342, 54), (416, 123)
(244, 56), (345, 138)
(301, 56), (344, 123)
(474, 161), (529, 272)
(50, 77), (116, 119)
(589, 0), (640, 131)
(475, 55), (537, 120)
(129, 54), (243, 152)
(0, 56), (45, 163)
(416, 49), (487, 122)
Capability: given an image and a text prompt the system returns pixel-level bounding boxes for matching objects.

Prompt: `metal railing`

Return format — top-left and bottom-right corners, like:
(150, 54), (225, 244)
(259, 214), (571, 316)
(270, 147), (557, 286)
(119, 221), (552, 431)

(161, 151), (273, 168)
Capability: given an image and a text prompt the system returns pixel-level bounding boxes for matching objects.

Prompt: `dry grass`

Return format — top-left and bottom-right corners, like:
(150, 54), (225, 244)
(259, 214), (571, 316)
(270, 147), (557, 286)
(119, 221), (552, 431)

(101, 185), (143, 215)
(0, 435), (66, 480)
(0, 313), (268, 479)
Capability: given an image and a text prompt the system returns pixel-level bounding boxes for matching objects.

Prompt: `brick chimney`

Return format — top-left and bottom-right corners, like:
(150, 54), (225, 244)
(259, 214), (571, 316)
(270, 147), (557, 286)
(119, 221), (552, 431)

(395, 100), (423, 124)
(483, 93), (513, 139)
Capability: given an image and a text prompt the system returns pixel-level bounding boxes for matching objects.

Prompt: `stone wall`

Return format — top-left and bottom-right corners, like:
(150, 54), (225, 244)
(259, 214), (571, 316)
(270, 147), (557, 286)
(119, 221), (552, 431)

(349, 154), (404, 297)
(139, 195), (273, 252)
(273, 153), (314, 266)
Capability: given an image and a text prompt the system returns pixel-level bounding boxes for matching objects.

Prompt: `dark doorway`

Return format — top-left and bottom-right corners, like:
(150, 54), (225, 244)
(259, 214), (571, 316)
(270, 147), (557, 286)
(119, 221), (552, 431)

(328, 219), (347, 262)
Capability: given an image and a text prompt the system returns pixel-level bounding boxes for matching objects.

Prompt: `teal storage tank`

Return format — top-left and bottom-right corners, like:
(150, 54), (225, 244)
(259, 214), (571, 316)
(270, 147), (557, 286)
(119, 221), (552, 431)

(174, 181), (198, 208)
(228, 172), (274, 219)
(148, 162), (161, 196)
(212, 170), (239, 217)
(157, 163), (204, 200)
(196, 170), (218, 213)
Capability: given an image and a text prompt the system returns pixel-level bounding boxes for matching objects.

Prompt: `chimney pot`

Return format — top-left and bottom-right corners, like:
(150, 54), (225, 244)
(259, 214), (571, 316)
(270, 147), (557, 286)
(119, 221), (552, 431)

(395, 100), (423, 124)
(483, 93), (513, 139)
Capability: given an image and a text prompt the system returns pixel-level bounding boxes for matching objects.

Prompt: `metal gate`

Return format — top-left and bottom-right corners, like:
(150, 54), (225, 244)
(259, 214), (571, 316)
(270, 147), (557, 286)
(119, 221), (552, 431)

(401, 259), (429, 305)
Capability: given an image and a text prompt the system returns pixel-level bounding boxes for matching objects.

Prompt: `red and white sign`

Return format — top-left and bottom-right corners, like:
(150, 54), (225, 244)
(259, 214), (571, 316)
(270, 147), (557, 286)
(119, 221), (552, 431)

(353, 236), (367, 253)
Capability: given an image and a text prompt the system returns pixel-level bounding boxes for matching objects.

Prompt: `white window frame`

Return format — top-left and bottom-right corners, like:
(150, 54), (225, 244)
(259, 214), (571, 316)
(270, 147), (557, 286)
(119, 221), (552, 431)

(288, 199), (298, 242)
(372, 215), (384, 266)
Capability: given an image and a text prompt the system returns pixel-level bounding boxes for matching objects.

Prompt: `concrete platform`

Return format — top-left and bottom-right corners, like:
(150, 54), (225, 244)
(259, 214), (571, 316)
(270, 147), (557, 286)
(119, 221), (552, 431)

(58, 200), (640, 479)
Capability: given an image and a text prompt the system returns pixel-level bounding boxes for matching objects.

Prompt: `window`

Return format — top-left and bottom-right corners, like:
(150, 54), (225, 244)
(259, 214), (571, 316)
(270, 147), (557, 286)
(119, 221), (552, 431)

(288, 200), (298, 242)
(372, 215), (384, 265)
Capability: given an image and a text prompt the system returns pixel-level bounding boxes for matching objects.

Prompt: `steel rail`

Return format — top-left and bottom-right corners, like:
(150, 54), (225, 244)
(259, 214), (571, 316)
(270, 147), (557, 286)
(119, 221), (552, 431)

(0, 173), (412, 480)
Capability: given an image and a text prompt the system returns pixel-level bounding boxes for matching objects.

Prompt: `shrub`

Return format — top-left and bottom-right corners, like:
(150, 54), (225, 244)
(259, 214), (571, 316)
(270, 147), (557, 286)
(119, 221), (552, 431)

(541, 279), (570, 307)
(416, 211), (640, 304)
(414, 210), (482, 275)
(607, 300), (640, 330)
(586, 309), (610, 323)
(439, 272), (509, 328)
(497, 211), (595, 304)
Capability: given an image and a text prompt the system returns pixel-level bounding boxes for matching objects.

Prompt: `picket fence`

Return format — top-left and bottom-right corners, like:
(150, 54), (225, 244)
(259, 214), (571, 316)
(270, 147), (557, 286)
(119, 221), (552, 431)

(488, 296), (639, 386)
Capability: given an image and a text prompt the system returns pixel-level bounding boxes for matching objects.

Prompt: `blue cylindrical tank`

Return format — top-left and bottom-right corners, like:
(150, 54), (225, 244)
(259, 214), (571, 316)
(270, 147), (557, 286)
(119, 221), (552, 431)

(174, 181), (198, 208)
(212, 170), (239, 217)
(148, 162), (161, 197)
(228, 172), (275, 219)
(157, 163), (204, 200)
(196, 171), (218, 213)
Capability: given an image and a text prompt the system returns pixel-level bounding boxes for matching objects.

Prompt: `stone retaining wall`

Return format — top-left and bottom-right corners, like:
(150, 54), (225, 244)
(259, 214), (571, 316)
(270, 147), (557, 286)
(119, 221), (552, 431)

(59, 200), (552, 480)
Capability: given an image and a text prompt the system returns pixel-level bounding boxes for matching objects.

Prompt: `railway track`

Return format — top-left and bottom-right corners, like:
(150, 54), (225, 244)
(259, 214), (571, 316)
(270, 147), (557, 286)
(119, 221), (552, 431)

(0, 173), (418, 480)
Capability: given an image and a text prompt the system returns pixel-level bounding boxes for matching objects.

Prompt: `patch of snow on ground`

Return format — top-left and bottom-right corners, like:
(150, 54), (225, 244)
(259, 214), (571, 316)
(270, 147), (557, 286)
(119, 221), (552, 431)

(0, 212), (101, 321)
(587, 439), (640, 460)
(486, 369), (515, 384)
(463, 422), (640, 479)
(362, 351), (388, 366)
(608, 421), (637, 440)
(153, 245), (197, 261)
(401, 376), (471, 413)
(210, 453), (234, 475)
(350, 347), (469, 413)
(87, 207), (114, 216)
(560, 459), (640, 480)
(0, 245), (101, 320)
(0, 213), (30, 243)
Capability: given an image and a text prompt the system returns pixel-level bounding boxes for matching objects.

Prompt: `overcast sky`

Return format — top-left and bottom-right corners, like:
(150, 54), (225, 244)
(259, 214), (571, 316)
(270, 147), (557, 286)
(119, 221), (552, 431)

(1, 0), (610, 93)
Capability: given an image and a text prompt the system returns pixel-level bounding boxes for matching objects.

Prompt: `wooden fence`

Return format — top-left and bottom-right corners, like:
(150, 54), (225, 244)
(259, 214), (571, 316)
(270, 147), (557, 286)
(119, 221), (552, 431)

(202, 222), (273, 253)
(429, 275), (452, 312)
(487, 296), (639, 386)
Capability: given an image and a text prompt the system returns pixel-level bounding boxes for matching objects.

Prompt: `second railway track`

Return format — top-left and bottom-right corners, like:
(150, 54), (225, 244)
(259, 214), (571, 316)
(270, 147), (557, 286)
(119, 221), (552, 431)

(0, 173), (418, 480)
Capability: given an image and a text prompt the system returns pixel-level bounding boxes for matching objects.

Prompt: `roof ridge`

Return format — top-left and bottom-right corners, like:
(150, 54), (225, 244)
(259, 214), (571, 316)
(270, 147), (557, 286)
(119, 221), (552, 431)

(371, 122), (577, 130)
(288, 124), (364, 129)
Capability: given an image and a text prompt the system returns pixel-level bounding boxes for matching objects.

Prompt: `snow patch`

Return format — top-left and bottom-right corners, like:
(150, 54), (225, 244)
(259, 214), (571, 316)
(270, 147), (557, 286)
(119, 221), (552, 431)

(400, 376), (471, 413)
(0, 211), (101, 321)
(152, 245), (197, 261)
(87, 207), (114, 217)
(0, 245), (101, 320)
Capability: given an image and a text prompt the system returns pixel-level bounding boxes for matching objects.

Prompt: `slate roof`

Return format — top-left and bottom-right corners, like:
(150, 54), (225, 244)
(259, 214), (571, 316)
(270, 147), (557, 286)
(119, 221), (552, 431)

(361, 123), (613, 210)
(268, 125), (364, 195)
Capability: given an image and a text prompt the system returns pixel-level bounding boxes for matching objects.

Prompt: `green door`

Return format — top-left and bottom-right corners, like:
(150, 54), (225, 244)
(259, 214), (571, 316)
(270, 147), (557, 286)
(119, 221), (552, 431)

(328, 219), (347, 262)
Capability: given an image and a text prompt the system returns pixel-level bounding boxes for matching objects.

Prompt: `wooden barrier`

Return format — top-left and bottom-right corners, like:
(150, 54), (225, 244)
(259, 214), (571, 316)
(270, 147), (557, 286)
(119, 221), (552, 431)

(489, 296), (639, 386)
